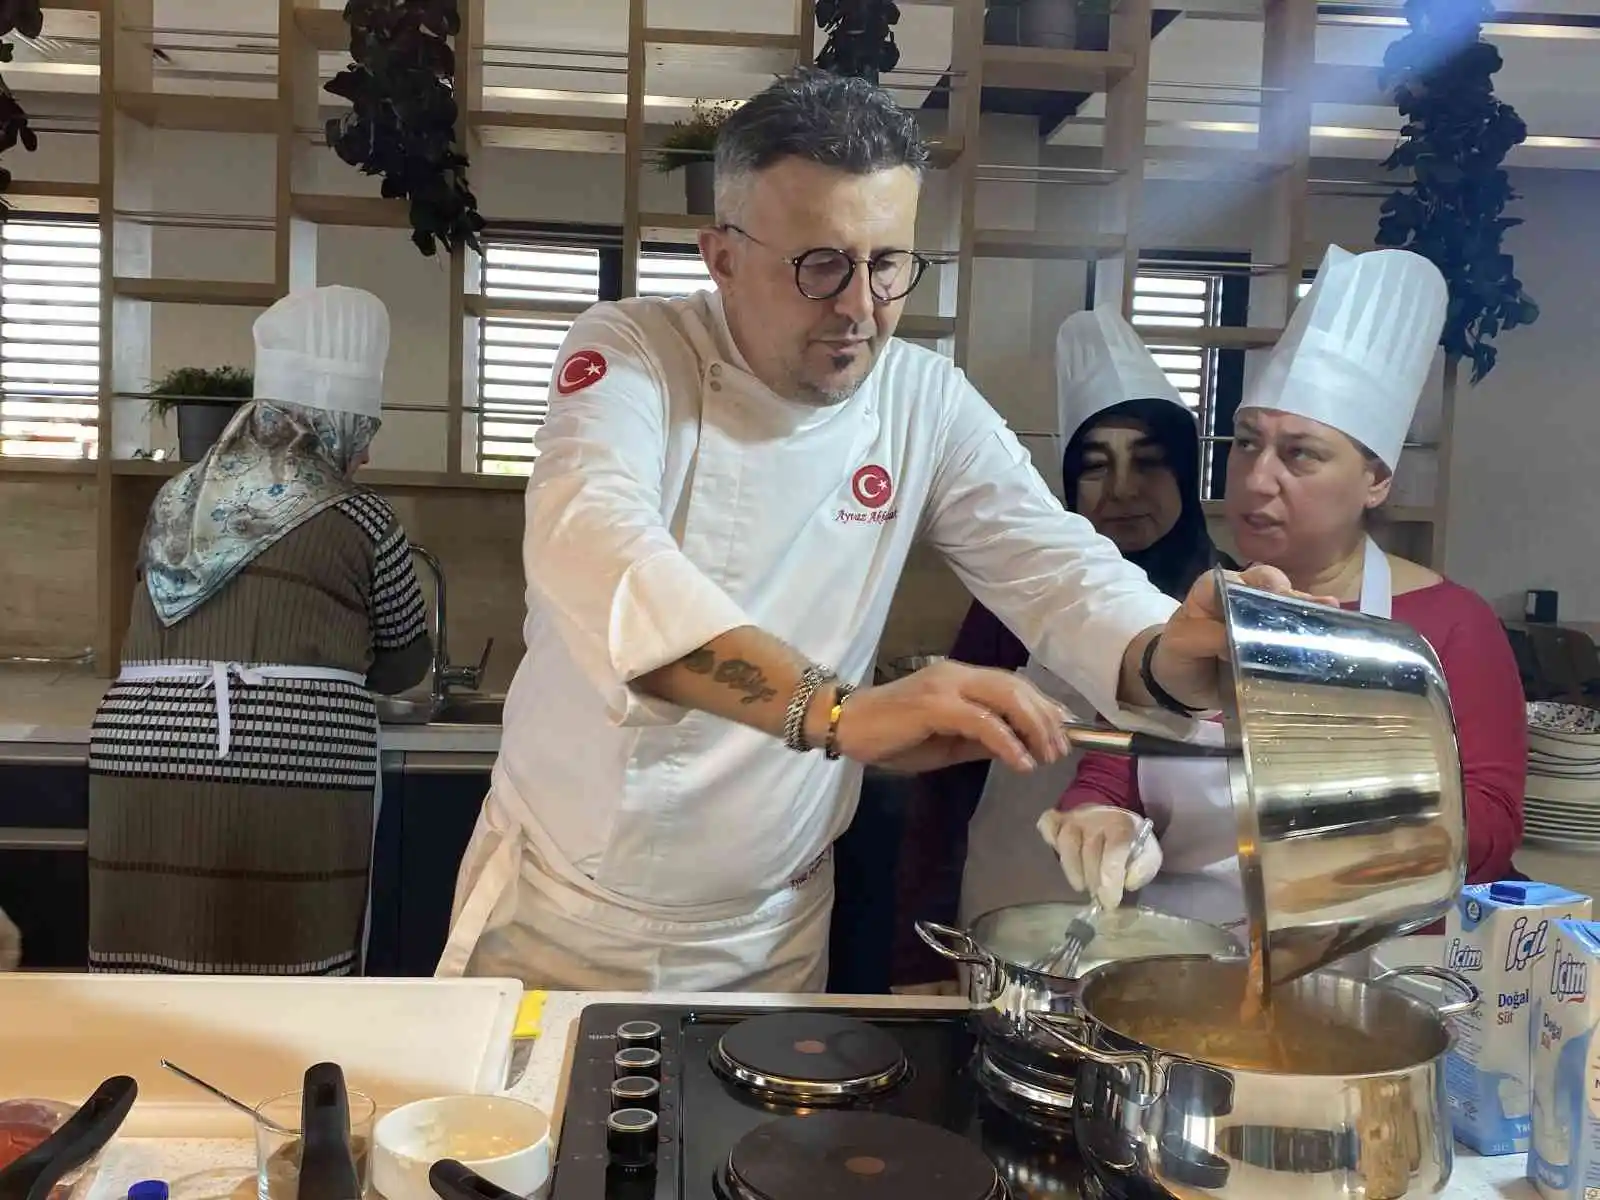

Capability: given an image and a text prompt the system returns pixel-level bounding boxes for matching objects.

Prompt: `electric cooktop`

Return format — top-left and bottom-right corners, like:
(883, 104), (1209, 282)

(546, 1002), (1131, 1200)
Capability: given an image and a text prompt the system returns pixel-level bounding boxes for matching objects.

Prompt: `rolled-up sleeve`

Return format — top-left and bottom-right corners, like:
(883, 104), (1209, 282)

(524, 308), (751, 725)
(921, 381), (1187, 733)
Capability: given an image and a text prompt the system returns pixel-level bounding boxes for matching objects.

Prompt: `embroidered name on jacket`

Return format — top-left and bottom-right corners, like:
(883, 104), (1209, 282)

(837, 463), (899, 525)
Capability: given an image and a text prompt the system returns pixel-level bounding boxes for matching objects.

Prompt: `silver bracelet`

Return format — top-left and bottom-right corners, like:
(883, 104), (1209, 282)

(784, 664), (836, 753)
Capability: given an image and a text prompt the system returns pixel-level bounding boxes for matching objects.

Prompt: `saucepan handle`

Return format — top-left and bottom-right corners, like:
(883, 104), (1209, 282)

(914, 920), (989, 969)
(429, 1161), (522, 1200)
(1027, 1012), (1166, 1103)
(1372, 964), (1482, 1018)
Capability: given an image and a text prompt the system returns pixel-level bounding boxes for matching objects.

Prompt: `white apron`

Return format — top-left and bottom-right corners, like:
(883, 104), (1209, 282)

(959, 660), (1093, 923)
(1136, 538), (1393, 927)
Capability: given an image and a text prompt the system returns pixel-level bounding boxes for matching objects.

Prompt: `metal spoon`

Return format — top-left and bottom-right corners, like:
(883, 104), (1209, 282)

(159, 1059), (296, 1135)
(1030, 819), (1157, 976)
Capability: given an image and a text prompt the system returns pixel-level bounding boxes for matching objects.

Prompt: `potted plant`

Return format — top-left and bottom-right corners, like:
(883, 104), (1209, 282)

(983, 0), (1112, 52)
(0, 2), (43, 210)
(654, 101), (739, 217)
(817, 0), (901, 82)
(147, 366), (254, 462)
(1376, 0), (1538, 385)
(324, 0), (486, 257)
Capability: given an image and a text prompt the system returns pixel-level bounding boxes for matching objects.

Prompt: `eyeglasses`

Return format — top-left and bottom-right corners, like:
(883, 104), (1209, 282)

(719, 223), (949, 303)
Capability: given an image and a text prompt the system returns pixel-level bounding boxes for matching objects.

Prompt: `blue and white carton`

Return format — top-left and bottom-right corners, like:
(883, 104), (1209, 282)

(1528, 919), (1600, 1200)
(1445, 881), (1592, 1156)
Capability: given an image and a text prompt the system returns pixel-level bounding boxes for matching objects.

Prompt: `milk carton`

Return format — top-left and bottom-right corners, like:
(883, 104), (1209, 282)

(1445, 881), (1592, 1155)
(1528, 919), (1600, 1200)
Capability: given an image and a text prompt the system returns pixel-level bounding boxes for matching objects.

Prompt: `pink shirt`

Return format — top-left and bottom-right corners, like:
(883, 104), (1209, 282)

(1057, 579), (1527, 883)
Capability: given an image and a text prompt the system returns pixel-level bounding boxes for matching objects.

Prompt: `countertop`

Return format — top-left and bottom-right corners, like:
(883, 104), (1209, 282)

(0, 664), (499, 755)
(77, 989), (1536, 1200)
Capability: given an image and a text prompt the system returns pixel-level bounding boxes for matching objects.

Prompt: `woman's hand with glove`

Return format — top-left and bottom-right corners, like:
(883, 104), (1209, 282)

(1036, 805), (1162, 910)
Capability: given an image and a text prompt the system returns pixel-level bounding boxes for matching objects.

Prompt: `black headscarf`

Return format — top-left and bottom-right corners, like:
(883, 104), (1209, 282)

(1060, 396), (1221, 601)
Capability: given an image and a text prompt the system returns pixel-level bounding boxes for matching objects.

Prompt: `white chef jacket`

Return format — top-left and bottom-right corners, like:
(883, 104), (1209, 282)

(439, 290), (1182, 991)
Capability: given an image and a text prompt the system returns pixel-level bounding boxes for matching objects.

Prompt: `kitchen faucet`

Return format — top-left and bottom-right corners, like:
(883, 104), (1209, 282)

(410, 545), (493, 715)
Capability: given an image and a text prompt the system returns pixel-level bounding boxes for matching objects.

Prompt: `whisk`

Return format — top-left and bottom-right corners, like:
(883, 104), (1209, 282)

(1029, 818), (1156, 977)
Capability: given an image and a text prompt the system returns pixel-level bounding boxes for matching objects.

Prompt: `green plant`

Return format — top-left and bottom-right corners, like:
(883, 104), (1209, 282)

(0, 2), (44, 211)
(653, 101), (740, 174)
(146, 366), (254, 421)
(324, 0), (486, 257)
(1376, 0), (1538, 383)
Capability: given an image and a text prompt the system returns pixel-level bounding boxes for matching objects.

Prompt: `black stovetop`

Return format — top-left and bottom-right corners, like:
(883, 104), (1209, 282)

(547, 1003), (1104, 1200)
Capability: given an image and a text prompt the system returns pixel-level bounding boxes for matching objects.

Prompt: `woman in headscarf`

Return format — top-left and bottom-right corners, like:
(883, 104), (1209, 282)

(87, 285), (432, 976)
(887, 308), (1222, 988)
(1041, 247), (1525, 927)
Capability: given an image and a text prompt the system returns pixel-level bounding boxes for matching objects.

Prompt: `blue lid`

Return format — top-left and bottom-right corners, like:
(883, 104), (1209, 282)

(129, 1181), (169, 1200)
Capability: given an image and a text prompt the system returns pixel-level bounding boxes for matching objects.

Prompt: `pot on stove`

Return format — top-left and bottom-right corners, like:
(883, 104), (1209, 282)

(1029, 955), (1479, 1200)
(916, 901), (1241, 1082)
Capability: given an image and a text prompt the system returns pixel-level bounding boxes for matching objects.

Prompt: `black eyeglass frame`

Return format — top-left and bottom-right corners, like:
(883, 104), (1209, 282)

(718, 222), (954, 303)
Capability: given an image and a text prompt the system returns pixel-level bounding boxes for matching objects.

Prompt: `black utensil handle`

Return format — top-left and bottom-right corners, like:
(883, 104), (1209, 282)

(428, 1160), (523, 1200)
(1127, 732), (1234, 758)
(296, 1064), (360, 1200)
(0, 1076), (138, 1200)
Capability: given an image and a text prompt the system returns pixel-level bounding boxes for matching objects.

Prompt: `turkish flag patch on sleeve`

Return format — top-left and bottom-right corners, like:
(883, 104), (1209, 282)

(556, 349), (608, 395)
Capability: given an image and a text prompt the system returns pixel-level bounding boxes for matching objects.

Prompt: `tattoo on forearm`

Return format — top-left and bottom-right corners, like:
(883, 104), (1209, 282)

(680, 649), (777, 705)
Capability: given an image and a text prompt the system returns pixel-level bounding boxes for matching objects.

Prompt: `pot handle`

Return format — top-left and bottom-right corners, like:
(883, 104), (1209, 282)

(914, 920), (990, 968)
(1026, 1012), (1166, 1104)
(1372, 964), (1481, 1018)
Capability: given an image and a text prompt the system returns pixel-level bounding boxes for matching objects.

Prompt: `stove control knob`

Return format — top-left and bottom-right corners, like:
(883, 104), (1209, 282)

(613, 1047), (661, 1080)
(615, 1019), (662, 1052)
(606, 1107), (658, 1172)
(610, 1075), (661, 1113)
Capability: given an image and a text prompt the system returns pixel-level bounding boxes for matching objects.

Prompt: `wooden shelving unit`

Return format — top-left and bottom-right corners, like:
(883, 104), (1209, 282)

(0, 0), (1455, 670)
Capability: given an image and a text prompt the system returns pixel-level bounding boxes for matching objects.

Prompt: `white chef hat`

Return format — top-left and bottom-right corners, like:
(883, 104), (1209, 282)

(252, 285), (390, 420)
(1056, 306), (1188, 444)
(1239, 246), (1446, 471)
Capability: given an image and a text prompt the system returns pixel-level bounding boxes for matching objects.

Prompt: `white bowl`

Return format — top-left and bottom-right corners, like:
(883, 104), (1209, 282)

(372, 1096), (551, 1200)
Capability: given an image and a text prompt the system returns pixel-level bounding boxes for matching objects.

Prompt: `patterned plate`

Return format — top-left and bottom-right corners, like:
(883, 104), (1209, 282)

(1527, 701), (1600, 736)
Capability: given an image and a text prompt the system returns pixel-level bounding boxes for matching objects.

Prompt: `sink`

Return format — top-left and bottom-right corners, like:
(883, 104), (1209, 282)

(375, 694), (506, 726)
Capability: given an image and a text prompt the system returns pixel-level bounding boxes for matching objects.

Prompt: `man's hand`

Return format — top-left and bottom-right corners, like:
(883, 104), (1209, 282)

(1130, 565), (1337, 710)
(828, 660), (1071, 773)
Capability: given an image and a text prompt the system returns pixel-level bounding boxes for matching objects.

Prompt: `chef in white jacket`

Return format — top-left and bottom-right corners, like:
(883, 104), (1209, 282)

(438, 70), (1304, 993)
(1041, 245), (1451, 928)
(959, 307), (1220, 923)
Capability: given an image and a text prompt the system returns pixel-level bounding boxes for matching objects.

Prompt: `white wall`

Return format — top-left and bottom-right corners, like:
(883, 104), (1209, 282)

(13, 113), (1598, 619)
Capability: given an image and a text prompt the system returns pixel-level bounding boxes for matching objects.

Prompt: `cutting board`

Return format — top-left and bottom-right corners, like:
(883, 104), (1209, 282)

(0, 974), (522, 1137)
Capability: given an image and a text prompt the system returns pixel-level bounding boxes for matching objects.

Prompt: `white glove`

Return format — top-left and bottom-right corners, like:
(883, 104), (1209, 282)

(1037, 805), (1163, 910)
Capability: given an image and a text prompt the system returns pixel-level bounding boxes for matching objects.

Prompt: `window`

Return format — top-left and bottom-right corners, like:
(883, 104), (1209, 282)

(0, 219), (101, 459)
(475, 236), (714, 475)
(1128, 271), (1221, 414)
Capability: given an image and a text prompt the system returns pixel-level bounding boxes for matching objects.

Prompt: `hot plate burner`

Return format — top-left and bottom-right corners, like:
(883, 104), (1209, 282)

(973, 1044), (1076, 1135)
(716, 1112), (1008, 1200)
(712, 1013), (908, 1105)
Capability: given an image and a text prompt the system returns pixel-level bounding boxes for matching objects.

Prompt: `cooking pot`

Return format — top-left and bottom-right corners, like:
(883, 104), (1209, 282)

(1029, 956), (1478, 1200)
(915, 902), (1241, 1077)
(1215, 573), (1465, 987)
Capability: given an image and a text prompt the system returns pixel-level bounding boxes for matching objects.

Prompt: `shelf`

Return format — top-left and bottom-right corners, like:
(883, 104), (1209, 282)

(927, 137), (963, 170)
(113, 278), (281, 307)
(5, 180), (98, 215)
(291, 193), (410, 229)
(111, 460), (181, 477)
(896, 315), (956, 341)
(971, 230), (1126, 260)
(1137, 325), (1282, 349)
(294, 6), (349, 53)
(1144, 146), (1295, 181)
(116, 93), (277, 135)
(980, 47), (1134, 94)
(0, 459), (97, 479)
(639, 212), (710, 243)
(43, 0), (101, 10)
(471, 110), (627, 153)
(643, 28), (801, 73)
(464, 295), (596, 321)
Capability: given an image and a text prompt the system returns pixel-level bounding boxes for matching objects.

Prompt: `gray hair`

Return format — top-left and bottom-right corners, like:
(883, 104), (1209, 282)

(713, 69), (929, 220)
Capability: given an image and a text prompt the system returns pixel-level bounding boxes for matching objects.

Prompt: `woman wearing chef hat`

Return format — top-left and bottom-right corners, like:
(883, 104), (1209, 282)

(937, 306), (1223, 925)
(1040, 247), (1526, 925)
(86, 285), (432, 976)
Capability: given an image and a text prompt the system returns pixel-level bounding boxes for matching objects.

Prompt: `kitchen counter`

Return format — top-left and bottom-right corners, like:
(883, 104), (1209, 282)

(77, 989), (1535, 1200)
(0, 664), (500, 755)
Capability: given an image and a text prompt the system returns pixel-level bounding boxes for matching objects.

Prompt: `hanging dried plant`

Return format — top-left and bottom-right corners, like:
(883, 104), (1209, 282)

(816, 0), (901, 85)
